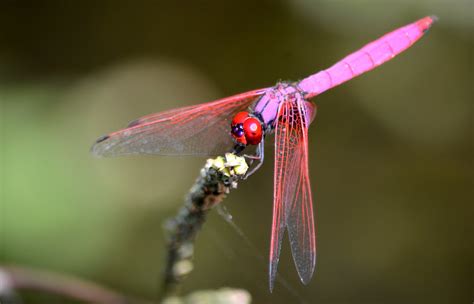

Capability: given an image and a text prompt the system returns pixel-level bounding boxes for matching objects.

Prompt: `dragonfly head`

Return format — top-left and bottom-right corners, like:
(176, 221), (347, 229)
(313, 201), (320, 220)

(231, 111), (263, 146)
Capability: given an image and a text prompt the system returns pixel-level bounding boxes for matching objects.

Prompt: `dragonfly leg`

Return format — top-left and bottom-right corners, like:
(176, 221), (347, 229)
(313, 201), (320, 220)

(243, 141), (264, 178)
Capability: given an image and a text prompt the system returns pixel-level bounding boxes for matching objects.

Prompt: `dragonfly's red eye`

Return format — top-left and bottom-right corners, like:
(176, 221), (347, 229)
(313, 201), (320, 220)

(231, 112), (250, 145)
(231, 112), (262, 146)
(243, 117), (262, 145)
(232, 111), (250, 125)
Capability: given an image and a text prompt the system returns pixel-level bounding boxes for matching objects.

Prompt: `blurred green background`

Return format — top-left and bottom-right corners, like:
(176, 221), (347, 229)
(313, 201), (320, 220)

(1, 1), (472, 303)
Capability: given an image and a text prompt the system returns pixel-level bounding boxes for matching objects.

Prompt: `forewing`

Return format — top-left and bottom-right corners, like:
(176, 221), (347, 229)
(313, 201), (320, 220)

(269, 99), (316, 291)
(91, 89), (266, 157)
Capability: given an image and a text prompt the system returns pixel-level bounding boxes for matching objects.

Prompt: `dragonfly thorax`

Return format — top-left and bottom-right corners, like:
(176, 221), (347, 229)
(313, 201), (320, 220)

(253, 82), (305, 128)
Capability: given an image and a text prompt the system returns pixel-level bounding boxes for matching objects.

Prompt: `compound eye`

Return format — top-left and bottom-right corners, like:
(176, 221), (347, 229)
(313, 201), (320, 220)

(243, 117), (262, 145)
(231, 111), (250, 126)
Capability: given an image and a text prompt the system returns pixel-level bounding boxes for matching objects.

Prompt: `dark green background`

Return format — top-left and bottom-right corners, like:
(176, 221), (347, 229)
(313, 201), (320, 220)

(1, 1), (472, 303)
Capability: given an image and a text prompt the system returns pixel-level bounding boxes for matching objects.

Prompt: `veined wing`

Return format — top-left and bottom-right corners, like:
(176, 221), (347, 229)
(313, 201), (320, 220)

(269, 99), (316, 291)
(91, 89), (266, 157)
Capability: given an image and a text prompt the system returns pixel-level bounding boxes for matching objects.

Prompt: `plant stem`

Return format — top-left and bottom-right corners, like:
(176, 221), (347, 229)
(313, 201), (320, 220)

(161, 155), (247, 297)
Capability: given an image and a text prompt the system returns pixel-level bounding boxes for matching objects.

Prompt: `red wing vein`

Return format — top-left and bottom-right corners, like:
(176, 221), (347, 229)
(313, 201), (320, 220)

(91, 89), (266, 157)
(269, 100), (316, 290)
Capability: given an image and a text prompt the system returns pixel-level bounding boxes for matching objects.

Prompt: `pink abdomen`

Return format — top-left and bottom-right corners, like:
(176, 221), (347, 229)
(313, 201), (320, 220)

(298, 16), (436, 98)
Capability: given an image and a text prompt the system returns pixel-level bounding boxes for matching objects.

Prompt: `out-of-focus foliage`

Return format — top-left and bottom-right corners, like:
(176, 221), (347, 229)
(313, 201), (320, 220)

(1, 1), (472, 303)
(163, 288), (251, 304)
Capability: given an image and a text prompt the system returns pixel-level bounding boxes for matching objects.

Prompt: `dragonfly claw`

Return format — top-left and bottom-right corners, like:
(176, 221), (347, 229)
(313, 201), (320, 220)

(242, 141), (265, 178)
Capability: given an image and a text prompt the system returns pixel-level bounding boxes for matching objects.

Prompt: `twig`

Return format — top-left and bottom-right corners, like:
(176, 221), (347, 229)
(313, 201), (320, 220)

(0, 265), (153, 304)
(161, 153), (249, 297)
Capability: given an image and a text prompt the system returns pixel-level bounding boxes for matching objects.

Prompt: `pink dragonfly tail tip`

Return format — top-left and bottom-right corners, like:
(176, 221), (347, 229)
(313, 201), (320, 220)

(417, 16), (438, 32)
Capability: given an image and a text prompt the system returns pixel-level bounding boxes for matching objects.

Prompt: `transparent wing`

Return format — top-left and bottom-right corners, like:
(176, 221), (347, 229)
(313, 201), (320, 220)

(269, 99), (316, 291)
(91, 89), (266, 157)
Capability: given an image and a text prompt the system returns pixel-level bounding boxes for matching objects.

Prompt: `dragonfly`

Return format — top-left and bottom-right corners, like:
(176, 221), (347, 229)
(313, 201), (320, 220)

(91, 16), (435, 291)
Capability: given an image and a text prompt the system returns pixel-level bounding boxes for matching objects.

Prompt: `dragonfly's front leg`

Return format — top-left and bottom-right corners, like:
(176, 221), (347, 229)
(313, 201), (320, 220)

(243, 140), (264, 178)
